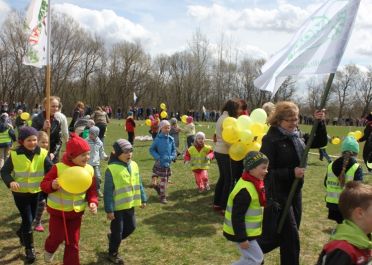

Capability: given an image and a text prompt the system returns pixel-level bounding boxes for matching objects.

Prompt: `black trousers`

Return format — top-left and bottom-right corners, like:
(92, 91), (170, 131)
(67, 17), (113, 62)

(96, 123), (107, 142)
(258, 191), (302, 265)
(13, 192), (39, 233)
(127, 132), (134, 145)
(109, 207), (136, 254)
(213, 152), (243, 209)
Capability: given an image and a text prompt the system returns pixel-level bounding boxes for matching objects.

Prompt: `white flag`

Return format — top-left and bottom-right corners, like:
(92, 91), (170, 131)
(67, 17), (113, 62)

(254, 0), (361, 95)
(133, 92), (138, 103)
(23, 0), (49, 68)
(202, 106), (206, 113)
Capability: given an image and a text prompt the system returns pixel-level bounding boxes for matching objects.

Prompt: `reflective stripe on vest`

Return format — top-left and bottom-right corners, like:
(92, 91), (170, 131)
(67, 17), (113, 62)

(188, 145), (212, 170)
(11, 149), (48, 193)
(325, 162), (359, 204)
(223, 178), (263, 237)
(0, 129), (11, 144)
(108, 161), (141, 211)
(47, 163), (93, 212)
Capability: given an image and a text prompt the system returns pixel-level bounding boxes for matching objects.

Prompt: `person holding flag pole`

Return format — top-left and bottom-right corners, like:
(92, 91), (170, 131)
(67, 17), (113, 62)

(253, 0), (361, 264)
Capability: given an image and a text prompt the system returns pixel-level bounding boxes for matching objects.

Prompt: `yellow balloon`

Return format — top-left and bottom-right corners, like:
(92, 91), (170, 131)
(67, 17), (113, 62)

(250, 108), (267, 124)
(20, 112), (30, 120)
(229, 142), (249, 161)
(160, 111), (168, 119)
(249, 122), (265, 136)
(354, 130), (363, 140)
(348, 132), (356, 139)
(255, 133), (265, 143)
(58, 166), (93, 194)
(145, 119), (152, 126)
(248, 141), (262, 152)
(263, 124), (270, 133)
(236, 115), (252, 130)
(239, 129), (253, 145)
(223, 117), (238, 129)
(222, 126), (239, 144)
(160, 103), (166, 110)
(181, 115), (188, 124)
(331, 137), (341, 145)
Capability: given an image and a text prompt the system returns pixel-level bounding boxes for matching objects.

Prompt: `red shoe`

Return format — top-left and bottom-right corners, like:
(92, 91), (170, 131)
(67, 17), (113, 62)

(34, 225), (44, 232)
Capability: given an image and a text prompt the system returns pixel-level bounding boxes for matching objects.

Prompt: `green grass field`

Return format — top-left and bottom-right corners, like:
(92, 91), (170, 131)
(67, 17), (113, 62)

(0, 120), (371, 265)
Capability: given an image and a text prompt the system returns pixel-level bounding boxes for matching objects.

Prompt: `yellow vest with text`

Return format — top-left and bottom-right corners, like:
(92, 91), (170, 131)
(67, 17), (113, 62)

(108, 162), (141, 211)
(223, 178), (263, 237)
(188, 145), (212, 170)
(11, 148), (48, 193)
(0, 128), (11, 144)
(47, 163), (93, 212)
(325, 162), (359, 204)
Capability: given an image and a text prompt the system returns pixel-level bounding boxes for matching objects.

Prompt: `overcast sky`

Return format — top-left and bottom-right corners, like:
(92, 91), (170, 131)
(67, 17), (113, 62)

(2, 0), (372, 67)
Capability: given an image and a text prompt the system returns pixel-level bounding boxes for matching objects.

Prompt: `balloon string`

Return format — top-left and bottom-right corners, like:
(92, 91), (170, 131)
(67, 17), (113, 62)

(59, 192), (70, 245)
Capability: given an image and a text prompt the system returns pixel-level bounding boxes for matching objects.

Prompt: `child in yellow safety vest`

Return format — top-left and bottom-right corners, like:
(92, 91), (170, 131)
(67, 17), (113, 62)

(184, 131), (214, 192)
(223, 151), (269, 265)
(104, 139), (147, 264)
(1, 126), (53, 264)
(41, 133), (98, 265)
(324, 136), (363, 224)
(0, 112), (16, 169)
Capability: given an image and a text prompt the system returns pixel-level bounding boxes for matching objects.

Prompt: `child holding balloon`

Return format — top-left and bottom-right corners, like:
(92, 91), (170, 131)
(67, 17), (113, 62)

(104, 139), (147, 264)
(184, 132), (214, 192)
(1, 127), (53, 263)
(149, 120), (176, 203)
(41, 133), (98, 265)
(324, 136), (363, 224)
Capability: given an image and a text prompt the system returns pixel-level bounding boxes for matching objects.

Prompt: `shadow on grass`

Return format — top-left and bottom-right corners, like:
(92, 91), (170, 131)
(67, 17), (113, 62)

(0, 245), (21, 259)
(142, 187), (224, 238)
(85, 251), (113, 265)
(0, 212), (19, 224)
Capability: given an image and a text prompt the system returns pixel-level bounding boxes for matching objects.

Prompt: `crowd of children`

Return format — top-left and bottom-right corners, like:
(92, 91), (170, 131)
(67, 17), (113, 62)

(1, 111), (371, 265)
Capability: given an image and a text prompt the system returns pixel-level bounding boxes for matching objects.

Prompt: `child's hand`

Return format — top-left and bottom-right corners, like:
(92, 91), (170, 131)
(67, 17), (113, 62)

(239, 240), (250, 249)
(104, 155), (109, 161)
(9, 181), (20, 192)
(43, 120), (51, 131)
(140, 203), (147, 209)
(52, 179), (60, 190)
(107, 212), (115, 220)
(49, 153), (55, 161)
(89, 203), (97, 214)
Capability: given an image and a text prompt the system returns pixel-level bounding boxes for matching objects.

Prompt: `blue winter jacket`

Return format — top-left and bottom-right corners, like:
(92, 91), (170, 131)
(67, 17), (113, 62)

(149, 132), (176, 168)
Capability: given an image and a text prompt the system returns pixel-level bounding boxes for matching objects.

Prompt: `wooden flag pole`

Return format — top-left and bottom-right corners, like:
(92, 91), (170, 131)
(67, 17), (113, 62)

(45, 0), (51, 143)
(277, 72), (335, 234)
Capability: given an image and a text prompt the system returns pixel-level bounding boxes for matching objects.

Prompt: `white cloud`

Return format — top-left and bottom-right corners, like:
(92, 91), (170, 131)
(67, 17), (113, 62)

(0, 0), (11, 26)
(53, 3), (153, 46)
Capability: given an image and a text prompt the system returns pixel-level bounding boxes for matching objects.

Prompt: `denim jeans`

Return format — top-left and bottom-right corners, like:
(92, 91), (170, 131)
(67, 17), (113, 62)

(109, 208), (136, 254)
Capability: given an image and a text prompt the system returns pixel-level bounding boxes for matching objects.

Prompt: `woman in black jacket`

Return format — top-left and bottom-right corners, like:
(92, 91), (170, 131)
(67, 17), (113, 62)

(358, 113), (372, 171)
(32, 96), (63, 163)
(258, 101), (327, 265)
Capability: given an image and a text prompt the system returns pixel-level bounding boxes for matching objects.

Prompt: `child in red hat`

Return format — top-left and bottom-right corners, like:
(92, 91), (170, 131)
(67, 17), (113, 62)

(41, 133), (98, 265)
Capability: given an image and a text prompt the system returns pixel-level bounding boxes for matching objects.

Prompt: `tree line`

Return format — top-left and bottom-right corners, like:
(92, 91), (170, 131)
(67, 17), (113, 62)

(0, 10), (371, 119)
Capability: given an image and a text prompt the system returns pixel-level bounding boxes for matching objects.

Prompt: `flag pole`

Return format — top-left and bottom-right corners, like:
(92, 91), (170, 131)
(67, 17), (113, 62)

(277, 72), (335, 233)
(45, 0), (51, 141)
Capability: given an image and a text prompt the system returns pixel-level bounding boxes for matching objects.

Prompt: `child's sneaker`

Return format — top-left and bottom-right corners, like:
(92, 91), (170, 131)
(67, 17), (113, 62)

(34, 224), (44, 232)
(205, 184), (210, 191)
(44, 251), (55, 263)
(160, 198), (168, 204)
(107, 252), (124, 264)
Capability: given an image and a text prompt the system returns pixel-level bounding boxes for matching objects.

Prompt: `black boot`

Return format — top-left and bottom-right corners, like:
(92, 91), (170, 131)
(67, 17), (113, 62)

(16, 229), (24, 246)
(23, 232), (36, 264)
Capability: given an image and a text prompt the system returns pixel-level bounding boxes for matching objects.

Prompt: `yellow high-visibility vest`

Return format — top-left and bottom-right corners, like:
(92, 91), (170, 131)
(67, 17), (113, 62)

(188, 145), (212, 170)
(47, 163), (93, 212)
(0, 128), (11, 144)
(11, 148), (48, 193)
(223, 178), (263, 237)
(108, 162), (141, 211)
(326, 162), (359, 204)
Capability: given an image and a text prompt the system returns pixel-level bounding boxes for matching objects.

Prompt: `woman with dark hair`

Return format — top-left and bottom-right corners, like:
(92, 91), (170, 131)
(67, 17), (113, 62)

(32, 96), (63, 163)
(358, 112), (372, 171)
(91, 106), (110, 142)
(213, 99), (243, 215)
(68, 101), (85, 132)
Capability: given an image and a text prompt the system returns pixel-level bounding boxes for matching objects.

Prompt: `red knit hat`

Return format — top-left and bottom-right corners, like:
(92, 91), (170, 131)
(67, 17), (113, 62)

(66, 133), (90, 158)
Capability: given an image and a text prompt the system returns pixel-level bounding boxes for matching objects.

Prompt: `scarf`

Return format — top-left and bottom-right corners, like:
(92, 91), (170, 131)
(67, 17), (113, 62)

(331, 219), (372, 249)
(241, 171), (266, 207)
(278, 126), (305, 163)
